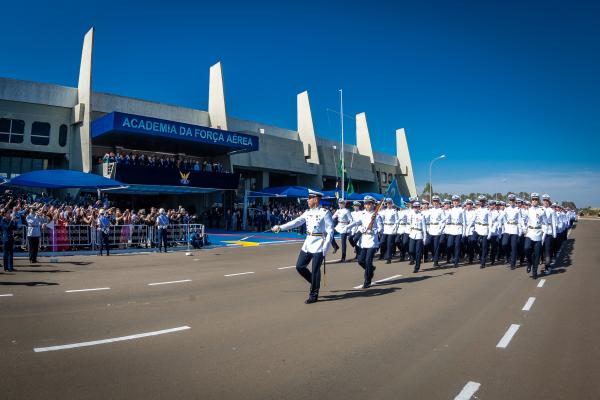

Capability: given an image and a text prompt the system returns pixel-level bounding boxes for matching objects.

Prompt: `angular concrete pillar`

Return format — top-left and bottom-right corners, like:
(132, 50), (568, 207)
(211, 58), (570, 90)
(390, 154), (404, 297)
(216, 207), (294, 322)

(209, 62), (228, 130)
(356, 112), (374, 163)
(72, 27), (94, 173)
(396, 128), (417, 197)
(296, 91), (320, 164)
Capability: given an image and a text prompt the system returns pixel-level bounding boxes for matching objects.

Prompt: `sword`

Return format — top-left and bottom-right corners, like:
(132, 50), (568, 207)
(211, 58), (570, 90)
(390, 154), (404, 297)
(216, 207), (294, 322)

(240, 229), (274, 241)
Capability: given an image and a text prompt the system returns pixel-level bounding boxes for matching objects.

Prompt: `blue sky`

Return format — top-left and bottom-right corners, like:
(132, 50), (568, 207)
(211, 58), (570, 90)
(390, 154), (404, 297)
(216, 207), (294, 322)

(1, 0), (599, 206)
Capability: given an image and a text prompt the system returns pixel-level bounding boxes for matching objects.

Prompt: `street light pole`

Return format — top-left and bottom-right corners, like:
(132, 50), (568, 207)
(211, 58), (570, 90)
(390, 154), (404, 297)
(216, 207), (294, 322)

(429, 154), (446, 201)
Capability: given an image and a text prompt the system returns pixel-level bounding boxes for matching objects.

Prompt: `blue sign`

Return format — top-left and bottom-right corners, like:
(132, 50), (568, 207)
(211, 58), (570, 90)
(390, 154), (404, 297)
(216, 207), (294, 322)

(92, 112), (259, 152)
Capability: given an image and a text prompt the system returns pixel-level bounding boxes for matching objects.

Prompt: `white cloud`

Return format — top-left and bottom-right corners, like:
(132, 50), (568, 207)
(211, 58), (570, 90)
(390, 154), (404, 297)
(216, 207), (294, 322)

(425, 170), (600, 208)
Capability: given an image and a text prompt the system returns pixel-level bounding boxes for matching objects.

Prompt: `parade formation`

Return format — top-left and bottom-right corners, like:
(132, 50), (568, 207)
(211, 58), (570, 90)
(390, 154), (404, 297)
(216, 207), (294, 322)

(272, 191), (576, 304)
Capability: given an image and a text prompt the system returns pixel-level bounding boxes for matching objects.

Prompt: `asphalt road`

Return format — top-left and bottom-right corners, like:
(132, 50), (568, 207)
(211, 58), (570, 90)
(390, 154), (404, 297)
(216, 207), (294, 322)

(1, 220), (598, 399)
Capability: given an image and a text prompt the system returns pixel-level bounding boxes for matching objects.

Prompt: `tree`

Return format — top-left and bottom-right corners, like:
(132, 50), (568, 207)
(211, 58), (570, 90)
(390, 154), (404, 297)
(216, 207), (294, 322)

(561, 201), (577, 209)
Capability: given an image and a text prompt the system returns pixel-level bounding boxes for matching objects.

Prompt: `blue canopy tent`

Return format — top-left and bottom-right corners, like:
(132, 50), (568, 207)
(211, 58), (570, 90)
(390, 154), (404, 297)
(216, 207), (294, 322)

(5, 170), (124, 189)
(359, 192), (384, 201)
(258, 186), (310, 198)
(321, 190), (363, 201)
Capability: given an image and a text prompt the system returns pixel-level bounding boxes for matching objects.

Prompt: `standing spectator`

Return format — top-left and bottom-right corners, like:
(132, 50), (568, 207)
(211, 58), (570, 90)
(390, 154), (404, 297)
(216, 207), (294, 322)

(26, 207), (43, 263)
(96, 209), (111, 256)
(1, 209), (21, 272)
(156, 208), (169, 252)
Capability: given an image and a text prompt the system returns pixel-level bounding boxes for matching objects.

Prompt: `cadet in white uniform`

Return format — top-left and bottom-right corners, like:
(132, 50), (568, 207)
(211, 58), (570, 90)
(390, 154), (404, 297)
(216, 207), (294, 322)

(347, 201), (362, 260)
(408, 201), (428, 273)
(523, 193), (547, 279)
(272, 190), (334, 303)
(332, 198), (353, 262)
(501, 194), (522, 269)
(445, 195), (466, 267)
(346, 196), (384, 288)
(427, 196), (446, 267)
(488, 200), (501, 265)
(464, 199), (477, 264)
(379, 198), (398, 264)
(541, 194), (557, 273)
(395, 205), (410, 261)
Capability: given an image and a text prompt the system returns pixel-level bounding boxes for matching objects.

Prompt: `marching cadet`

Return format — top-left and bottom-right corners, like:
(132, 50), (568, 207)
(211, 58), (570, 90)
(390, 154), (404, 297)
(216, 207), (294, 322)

(395, 203), (410, 261)
(496, 201), (507, 262)
(445, 195), (466, 267)
(346, 196), (384, 288)
(541, 194), (557, 273)
(421, 200), (432, 262)
(379, 198), (398, 264)
(517, 198), (527, 266)
(524, 193), (548, 279)
(1, 209), (21, 272)
(427, 196), (446, 267)
(488, 200), (501, 265)
(408, 201), (428, 273)
(156, 208), (170, 253)
(331, 198), (353, 262)
(441, 199), (452, 258)
(347, 201), (363, 260)
(501, 194), (522, 270)
(96, 209), (111, 256)
(470, 196), (493, 268)
(464, 199), (477, 264)
(272, 190), (333, 303)
(552, 203), (566, 259)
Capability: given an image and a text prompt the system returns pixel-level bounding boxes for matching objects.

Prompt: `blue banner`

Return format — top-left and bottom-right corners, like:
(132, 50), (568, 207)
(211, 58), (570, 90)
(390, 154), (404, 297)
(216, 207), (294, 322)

(385, 177), (406, 208)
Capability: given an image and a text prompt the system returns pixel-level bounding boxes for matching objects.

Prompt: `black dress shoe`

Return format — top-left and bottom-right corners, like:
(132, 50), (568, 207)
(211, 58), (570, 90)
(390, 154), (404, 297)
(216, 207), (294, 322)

(433, 262), (439, 268)
(480, 264), (485, 269)
(339, 258), (346, 263)
(409, 260), (415, 265)
(413, 268), (419, 273)
(532, 270), (538, 279)
(526, 266), (531, 273)
(385, 260), (391, 264)
(510, 265), (516, 270)
(305, 297), (318, 304)
(362, 283), (371, 289)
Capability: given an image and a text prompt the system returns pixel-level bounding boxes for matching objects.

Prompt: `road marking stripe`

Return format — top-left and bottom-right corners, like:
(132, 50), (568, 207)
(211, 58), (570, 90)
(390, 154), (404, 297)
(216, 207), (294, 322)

(148, 279), (192, 286)
(537, 279), (546, 288)
(522, 297), (536, 311)
(65, 287), (110, 293)
(33, 326), (191, 353)
(277, 265), (296, 270)
(353, 274), (403, 289)
(0, 294), (14, 297)
(224, 272), (255, 277)
(496, 324), (520, 348)
(454, 381), (481, 400)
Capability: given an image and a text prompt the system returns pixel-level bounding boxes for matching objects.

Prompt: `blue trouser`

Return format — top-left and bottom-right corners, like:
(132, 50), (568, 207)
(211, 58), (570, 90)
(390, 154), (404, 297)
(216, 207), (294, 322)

(543, 235), (554, 268)
(489, 235), (499, 264)
(3, 240), (14, 271)
(296, 250), (323, 297)
(358, 247), (377, 285)
(501, 233), (519, 267)
(524, 238), (542, 272)
(381, 234), (395, 261)
(157, 229), (168, 252)
(471, 232), (489, 266)
(431, 234), (443, 263)
(409, 238), (424, 271)
(446, 234), (462, 265)
(98, 231), (109, 255)
(336, 233), (348, 260)
(395, 233), (410, 260)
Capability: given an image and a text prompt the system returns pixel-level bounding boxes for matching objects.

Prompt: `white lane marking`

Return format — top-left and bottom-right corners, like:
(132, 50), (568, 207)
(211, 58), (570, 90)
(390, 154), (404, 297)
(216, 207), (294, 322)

(496, 324), (520, 348)
(65, 287), (110, 293)
(522, 297), (536, 311)
(277, 265), (296, 270)
(0, 294), (14, 297)
(353, 274), (403, 289)
(277, 259), (341, 270)
(148, 279), (192, 286)
(33, 326), (191, 353)
(537, 279), (546, 288)
(224, 272), (255, 277)
(454, 381), (481, 400)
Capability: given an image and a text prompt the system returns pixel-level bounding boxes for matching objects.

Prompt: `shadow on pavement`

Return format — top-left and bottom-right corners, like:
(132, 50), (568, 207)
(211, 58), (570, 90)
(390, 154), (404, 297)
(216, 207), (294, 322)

(319, 287), (400, 302)
(377, 272), (454, 286)
(0, 281), (59, 286)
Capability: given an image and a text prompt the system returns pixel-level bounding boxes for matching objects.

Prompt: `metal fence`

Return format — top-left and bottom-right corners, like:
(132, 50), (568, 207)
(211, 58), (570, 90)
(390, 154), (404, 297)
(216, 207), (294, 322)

(4, 224), (205, 252)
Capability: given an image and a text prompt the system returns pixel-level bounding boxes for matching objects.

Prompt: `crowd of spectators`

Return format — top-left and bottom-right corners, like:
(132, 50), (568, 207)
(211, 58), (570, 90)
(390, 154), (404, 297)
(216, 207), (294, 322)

(99, 152), (228, 173)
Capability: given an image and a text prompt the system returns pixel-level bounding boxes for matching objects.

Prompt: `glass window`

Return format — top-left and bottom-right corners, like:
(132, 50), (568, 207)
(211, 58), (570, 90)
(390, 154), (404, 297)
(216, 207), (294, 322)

(31, 121), (51, 145)
(0, 118), (25, 143)
(59, 124), (68, 147)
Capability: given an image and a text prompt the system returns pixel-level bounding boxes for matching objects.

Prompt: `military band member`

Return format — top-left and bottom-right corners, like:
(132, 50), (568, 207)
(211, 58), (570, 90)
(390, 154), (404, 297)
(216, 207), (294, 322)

(272, 190), (334, 303)
(501, 194), (522, 269)
(346, 196), (383, 288)
(427, 196), (446, 267)
(332, 198), (353, 262)
(379, 198), (398, 264)
(97, 209), (111, 256)
(445, 195), (466, 267)
(408, 201), (427, 273)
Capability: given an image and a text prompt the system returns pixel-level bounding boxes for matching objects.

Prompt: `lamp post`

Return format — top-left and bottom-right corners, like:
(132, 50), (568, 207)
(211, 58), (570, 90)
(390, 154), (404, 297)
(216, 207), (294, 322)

(429, 154), (446, 201)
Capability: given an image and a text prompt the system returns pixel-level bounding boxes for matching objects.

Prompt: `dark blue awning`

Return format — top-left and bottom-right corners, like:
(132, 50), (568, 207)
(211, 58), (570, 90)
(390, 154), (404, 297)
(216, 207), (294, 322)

(91, 112), (259, 156)
(6, 170), (123, 189)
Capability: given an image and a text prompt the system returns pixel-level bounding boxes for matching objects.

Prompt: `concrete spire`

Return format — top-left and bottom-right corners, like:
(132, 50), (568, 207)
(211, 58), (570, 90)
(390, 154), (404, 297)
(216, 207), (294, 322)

(208, 62), (228, 130)
(73, 27), (94, 173)
(355, 112), (374, 163)
(396, 128), (417, 197)
(296, 91), (319, 164)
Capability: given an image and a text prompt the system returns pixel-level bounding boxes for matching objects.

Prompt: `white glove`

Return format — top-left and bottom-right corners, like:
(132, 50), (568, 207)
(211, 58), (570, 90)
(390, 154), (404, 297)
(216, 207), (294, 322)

(272, 225), (281, 233)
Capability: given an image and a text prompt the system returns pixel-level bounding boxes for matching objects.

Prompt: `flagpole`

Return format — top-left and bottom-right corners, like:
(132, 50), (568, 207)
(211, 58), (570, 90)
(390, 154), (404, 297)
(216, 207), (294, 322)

(339, 89), (344, 201)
